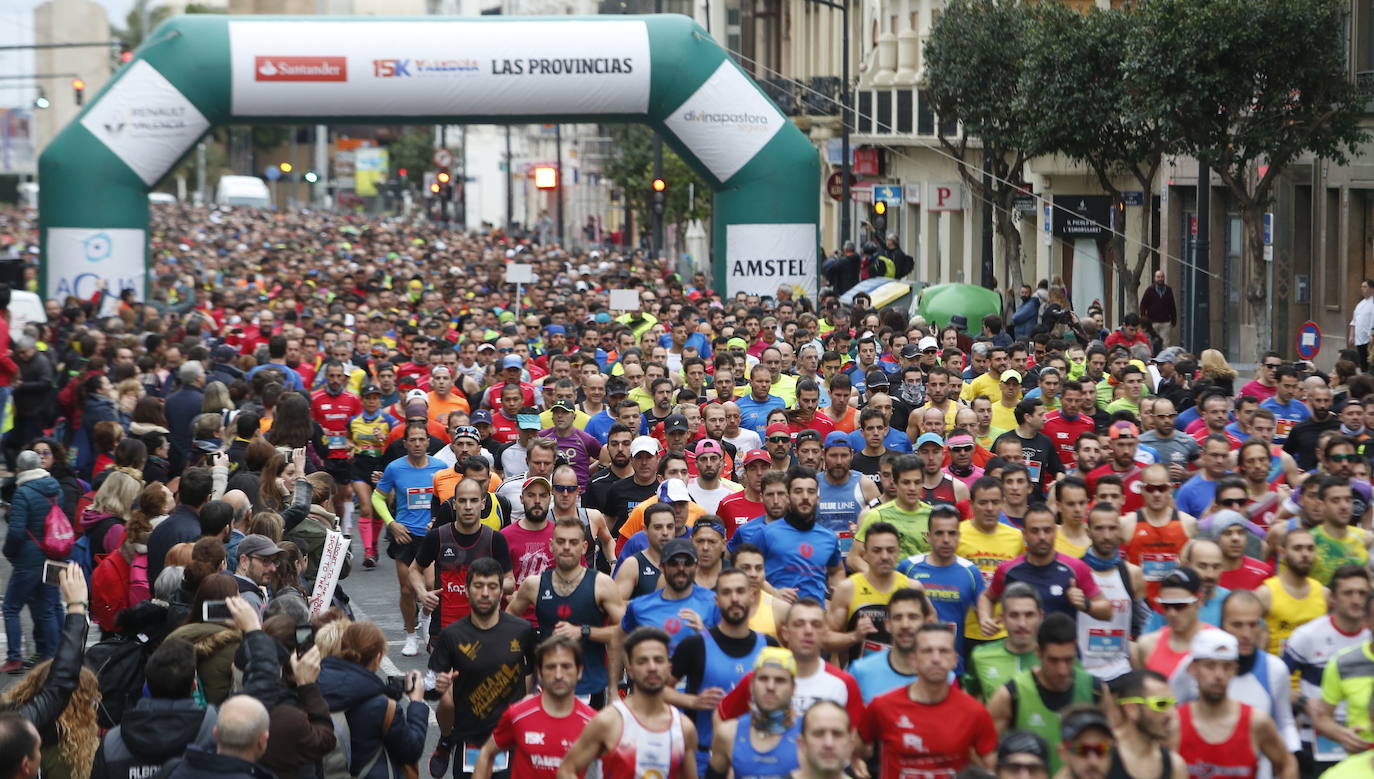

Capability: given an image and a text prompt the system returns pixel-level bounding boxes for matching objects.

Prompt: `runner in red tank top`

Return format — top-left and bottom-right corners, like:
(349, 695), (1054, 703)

(1177, 630), (1297, 779)
(1121, 465), (1199, 606)
(559, 627), (698, 779)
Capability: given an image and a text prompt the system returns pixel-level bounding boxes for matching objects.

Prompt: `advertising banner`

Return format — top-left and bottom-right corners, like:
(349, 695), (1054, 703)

(353, 147), (387, 196)
(308, 530), (349, 618)
(663, 61), (786, 184)
(1052, 195), (1112, 238)
(46, 228), (145, 302)
(0, 109), (35, 175)
(80, 61), (210, 187)
(725, 223), (817, 298)
(229, 20), (651, 117)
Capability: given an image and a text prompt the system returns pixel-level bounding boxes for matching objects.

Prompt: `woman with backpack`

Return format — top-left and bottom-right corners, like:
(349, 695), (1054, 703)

(2, 449), (66, 674)
(317, 621), (428, 779)
(80, 469), (141, 559)
(90, 497), (154, 634)
(31, 438), (83, 527)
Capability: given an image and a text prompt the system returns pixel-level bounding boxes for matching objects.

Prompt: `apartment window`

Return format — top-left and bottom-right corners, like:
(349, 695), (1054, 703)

(858, 90), (873, 133)
(877, 90), (892, 133)
(896, 89), (913, 134)
(917, 88), (934, 135)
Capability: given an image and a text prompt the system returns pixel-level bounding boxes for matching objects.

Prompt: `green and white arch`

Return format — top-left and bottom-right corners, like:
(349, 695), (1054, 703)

(38, 14), (820, 301)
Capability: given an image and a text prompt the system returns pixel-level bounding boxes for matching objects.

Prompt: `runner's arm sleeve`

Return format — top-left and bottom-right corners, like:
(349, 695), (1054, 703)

(372, 489), (395, 525)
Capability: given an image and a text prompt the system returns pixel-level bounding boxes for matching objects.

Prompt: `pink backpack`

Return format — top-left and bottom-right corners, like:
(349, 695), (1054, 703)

(28, 497), (76, 560)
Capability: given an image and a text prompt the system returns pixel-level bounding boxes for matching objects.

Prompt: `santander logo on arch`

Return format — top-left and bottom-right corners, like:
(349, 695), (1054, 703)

(255, 56), (348, 82)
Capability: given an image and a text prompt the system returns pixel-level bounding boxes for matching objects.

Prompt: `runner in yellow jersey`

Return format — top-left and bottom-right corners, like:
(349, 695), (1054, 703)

(1256, 528), (1328, 657)
(346, 383), (399, 567)
(827, 521), (914, 664)
(958, 477), (1025, 645)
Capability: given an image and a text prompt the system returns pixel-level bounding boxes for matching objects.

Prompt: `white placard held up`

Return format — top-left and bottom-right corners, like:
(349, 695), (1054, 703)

(308, 530), (349, 618)
(505, 263), (534, 284)
(608, 289), (639, 311)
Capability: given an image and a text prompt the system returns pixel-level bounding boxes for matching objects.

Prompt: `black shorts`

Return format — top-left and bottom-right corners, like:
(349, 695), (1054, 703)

(323, 459), (352, 485)
(386, 532), (423, 564)
(351, 455), (382, 484)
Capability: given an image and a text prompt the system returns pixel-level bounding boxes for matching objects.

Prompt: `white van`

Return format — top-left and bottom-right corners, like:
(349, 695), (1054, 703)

(148, 192), (177, 205)
(215, 175), (272, 209)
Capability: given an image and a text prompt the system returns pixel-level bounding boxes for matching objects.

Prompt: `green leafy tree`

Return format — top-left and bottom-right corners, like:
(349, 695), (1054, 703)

(924, 0), (1035, 294)
(602, 124), (710, 249)
(386, 127), (438, 190)
(1127, 0), (1368, 349)
(1021, 3), (1173, 315)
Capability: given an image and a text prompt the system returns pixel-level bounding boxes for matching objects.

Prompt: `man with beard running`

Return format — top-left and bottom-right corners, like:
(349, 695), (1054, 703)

(409, 477), (514, 636)
(665, 568), (776, 775)
(1071, 671), (1188, 779)
(558, 627), (699, 779)
(472, 635), (596, 779)
(755, 467), (844, 604)
(1177, 631), (1297, 779)
(621, 537), (720, 652)
(707, 648), (801, 779)
(1078, 503), (1144, 683)
(503, 476), (556, 622)
(507, 516), (626, 707)
(428, 557), (537, 779)
(1255, 528), (1326, 659)
(548, 464), (614, 574)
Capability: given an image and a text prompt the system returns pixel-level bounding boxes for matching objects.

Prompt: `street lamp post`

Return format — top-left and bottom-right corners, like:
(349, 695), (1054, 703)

(805, 0), (851, 249)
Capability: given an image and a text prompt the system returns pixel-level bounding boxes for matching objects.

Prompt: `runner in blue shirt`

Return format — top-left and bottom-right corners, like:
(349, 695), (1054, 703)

(372, 420), (449, 657)
(897, 507), (985, 666)
(1259, 365), (1311, 445)
(620, 537), (720, 650)
(735, 365), (787, 436)
(755, 468), (844, 603)
(849, 588), (931, 702)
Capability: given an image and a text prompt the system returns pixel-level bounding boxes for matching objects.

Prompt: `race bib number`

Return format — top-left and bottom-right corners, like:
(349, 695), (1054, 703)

(1314, 734), (1347, 763)
(1086, 628), (1126, 657)
(461, 744), (508, 773)
(1141, 553), (1178, 582)
(406, 486), (434, 510)
(1275, 418), (1297, 440)
(327, 434), (348, 451)
(862, 639), (891, 655)
(838, 530), (854, 555)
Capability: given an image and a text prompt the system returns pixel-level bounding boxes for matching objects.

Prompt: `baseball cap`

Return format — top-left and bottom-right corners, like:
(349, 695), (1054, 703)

(765, 422), (791, 438)
(1108, 421), (1140, 439)
(452, 425), (480, 442)
(865, 370), (890, 388)
(630, 435), (660, 457)
(521, 475), (552, 492)
(360, 383), (382, 397)
(545, 324), (566, 335)
(899, 344), (922, 360)
(517, 409), (542, 430)
(795, 429), (822, 447)
(741, 448), (771, 467)
(1206, 508), (1266, 540)
(470, 409), (493, 425)
(997, 731), (1049, 768)
(1153, 349), (1179, 364)
(915, 433), (944, 450)
(999, 369), (1023, 383)
(918, 336), (939, 352)
(692, 518), (727, 538)
(501, 355), (524, 370)
(211, 344), (238, 362)
(1158, 566), (1202, 602)
(550, 400), (576, 414)
(662, 537), (698, 563)
(1190, 630), (1239, 661)
(754, 647), (798, 676)
(404, 389), (428, 404)
(1061, 708), (1113, 742)
(238, 534), (283, 559)
(726, 337), (748, 350)
(823, 431), (853, 450)
(477, 342), (496, 353)
(664, 414), (690, 434)
(659, 478), (691, 503)
(949, 314), (968, 331)
(695, 439), (724, 457)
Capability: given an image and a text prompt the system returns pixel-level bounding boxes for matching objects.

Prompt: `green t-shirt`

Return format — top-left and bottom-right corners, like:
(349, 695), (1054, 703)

(963, 638), (1037, 702)
(1322, 642), (1374, 743)
(1320, 753), (1374, 779)
(858, 499), (932, 558)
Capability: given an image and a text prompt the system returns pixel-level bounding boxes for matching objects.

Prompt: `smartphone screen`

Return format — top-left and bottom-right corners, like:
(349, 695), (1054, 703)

(42, 560), (66, 587)
(202, 599), (231, 622)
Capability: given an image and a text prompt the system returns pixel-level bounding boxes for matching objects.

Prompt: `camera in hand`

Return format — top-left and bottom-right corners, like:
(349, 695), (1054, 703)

(385, 674), (414, 697)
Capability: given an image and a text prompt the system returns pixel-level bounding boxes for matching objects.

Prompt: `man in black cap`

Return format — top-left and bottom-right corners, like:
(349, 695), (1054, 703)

(539, 400), (601, 491)
(662, 412), (692, 454)
(586, 377), (629, 444)
(996, 730), (1050, 779)
(231, 534), (282, 614)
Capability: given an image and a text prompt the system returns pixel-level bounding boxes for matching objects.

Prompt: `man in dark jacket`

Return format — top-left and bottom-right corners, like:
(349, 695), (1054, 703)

(1139, 269), (1178, 346)
(147, 467), (214, 584)
(6, 340), (54, 471)
(91, 639), (216, 779)
(208, 344), (245, 387)
(166, 361), (208, 470)
(823, 242), (862, 294)
(157, 695), (275, 779)
(2, 450), (64, 672)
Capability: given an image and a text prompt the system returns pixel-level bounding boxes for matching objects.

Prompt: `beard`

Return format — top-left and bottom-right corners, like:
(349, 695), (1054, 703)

(525, 506), (548, 523)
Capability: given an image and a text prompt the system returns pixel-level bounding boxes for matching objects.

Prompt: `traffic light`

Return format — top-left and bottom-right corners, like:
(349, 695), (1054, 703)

(72, 78), (85, 106)
(436, 170), (452, 185)
(872, 200), (887, 234)
(279, 162), (293, 174)
(533, 166), (558, 190)
(303, 171), (319, 183)
(430, 182), (441, 195)
(651, 177), (667, 215)
(119, 44), (133, 63)
(32, 88), (49, 110)
(397, 168), (408, 179)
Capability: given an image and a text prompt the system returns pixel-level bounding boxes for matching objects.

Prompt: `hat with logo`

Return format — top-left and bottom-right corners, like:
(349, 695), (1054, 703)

(360, 383), (382, 397)
(452, 425), (480, 442)
(477, 342), (496, 353)
(405, 389), (428, 404)
(501, 355), (524, 370)
(660, 478), (691, 503)
(823, 431), (853, 451)
(915, 433), (945, 450)
(1190, 630), (1239, 662)
(865, 370), (891, 389)
(691, 518), (727, 538)
(765, 423), (791, 439)
(662, 537), (698, 563)
(999, 369), (1023, 383)
(1108, 421), (1140, 439)
(470, 409), (492, 425)
(900, 344), (922, 360)
(1158, 566), (1202, 602)
(741, 448), (771, 467)
(238, 534), (283, 559)
(663, 414), (690, 434)
(630, 435), (660, 457)
(754, 647), (798, 676)
(605, 377), (629, 397)
(918, 336), (940, 352)
(795, 429), (822, 447)
(550, 400), (576, 414)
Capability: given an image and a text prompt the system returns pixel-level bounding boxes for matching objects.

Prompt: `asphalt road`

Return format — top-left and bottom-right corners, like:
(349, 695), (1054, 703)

(0, 533), (448, 766)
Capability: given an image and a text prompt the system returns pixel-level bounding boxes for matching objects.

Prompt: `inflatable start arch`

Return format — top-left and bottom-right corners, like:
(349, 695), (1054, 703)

(37, 14), (820, 300)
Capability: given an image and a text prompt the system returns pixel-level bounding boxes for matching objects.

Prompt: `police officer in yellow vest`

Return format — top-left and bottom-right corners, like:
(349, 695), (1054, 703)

(986, 612), (1108, 775)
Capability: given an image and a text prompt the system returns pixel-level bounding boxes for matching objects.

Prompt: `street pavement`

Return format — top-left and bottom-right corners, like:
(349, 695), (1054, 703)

(0, 533), (448, 762)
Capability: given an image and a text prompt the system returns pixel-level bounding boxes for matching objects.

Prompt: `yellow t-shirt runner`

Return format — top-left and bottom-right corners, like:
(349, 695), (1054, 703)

(958, 519), (1025, 641)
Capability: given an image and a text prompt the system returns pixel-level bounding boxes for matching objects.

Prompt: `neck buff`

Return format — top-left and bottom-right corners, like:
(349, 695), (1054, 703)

(1082, 547), (1121, 572)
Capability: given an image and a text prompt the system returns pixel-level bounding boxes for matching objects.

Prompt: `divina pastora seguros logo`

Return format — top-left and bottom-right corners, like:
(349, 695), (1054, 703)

(681, 109), (773, 132)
